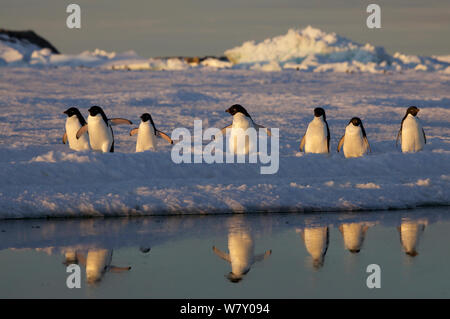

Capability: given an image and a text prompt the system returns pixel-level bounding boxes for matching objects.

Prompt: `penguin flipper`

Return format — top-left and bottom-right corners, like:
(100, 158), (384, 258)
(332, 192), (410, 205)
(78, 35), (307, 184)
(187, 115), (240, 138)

(130, 128), (139, 136)
(396, 128), (402, 147)
(76, 124), (88, 139)
(156, 130), (173, 144)
(254, 250), (272, 263)
(254, 124), (271, 136)
(212, 246), (231, 263)
(62, 132), (68, 144)
(299, 135), (306, 152)
(337, 135), (345, 152)
(422, 128), (427, 144)
(364, 136), (371, 153)
(110, 118), (133, 125)
(109, 266), (131, 273)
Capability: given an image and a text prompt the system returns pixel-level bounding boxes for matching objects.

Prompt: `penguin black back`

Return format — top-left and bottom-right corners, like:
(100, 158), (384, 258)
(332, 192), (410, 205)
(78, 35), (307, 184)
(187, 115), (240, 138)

(63, 107), (86, 126)
(226, 104), (252, 119)
(88, 106), (109, 124)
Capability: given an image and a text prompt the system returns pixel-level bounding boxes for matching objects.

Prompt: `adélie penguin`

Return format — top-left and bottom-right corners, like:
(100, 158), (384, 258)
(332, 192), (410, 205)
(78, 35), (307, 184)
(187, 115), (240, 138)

(212, 217), (271, 283)
(76, 106), (132, 153)
(221, 104), (271, 155)
(62, 107), (90, 151)
(299, 107), (330, 154)
(337, 117), (371, 158)
(129, 113), (173, 152)
(396, 106), (426, 153)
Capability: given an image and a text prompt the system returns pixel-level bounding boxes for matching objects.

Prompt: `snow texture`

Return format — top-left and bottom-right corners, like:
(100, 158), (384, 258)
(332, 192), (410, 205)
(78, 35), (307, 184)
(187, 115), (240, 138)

(0, 66), (449, 218)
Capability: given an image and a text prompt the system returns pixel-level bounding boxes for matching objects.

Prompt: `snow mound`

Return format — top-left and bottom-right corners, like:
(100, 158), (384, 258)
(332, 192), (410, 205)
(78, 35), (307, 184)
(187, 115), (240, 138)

(225, 26), (450, 73)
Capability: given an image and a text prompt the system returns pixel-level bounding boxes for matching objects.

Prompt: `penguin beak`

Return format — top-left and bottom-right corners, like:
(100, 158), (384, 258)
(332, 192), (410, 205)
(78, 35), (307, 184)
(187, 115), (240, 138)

(63, 110), (68, 114)
(225, 109), (231, 114)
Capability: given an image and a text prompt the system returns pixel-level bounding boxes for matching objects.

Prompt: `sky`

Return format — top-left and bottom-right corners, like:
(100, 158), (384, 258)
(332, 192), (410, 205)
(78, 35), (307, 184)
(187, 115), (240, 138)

(1, 0), (449, 57)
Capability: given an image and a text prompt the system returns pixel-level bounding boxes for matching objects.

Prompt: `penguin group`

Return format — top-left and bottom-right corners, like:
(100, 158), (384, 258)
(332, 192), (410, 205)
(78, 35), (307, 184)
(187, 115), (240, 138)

(63, 104), (426, 156)
(299, 105), (426, 157)
(63, 106), (173, 153)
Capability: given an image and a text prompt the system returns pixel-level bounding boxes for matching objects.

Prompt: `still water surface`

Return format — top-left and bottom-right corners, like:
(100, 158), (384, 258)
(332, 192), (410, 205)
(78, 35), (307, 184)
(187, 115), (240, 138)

(0, 207), (449, 298)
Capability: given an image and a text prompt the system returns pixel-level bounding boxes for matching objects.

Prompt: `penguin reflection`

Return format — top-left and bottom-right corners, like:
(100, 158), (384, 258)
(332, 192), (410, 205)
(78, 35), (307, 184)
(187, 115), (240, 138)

(212, 217), (272, 283)
(397, 219), (427, 257)
(62, 248), (132, 284)
(297, 226), (329, 269)
(339, 223), (371, 254)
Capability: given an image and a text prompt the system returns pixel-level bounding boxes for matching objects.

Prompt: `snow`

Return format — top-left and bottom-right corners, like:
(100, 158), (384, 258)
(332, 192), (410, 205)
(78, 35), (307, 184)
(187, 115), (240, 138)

(0, 67), (449, 219)
(1, 26), (449, 73)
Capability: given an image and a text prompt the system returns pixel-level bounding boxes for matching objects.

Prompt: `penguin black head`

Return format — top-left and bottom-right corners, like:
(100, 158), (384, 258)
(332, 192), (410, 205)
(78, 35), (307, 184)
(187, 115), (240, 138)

(88, 106), (104, 117)
(140, 113), (157, 130)
(349, 249), (361, 254)
(88, 106), (109, 123)
(139, 246), (151, 254)
(406, 106), (420, 117)
(140, 113), (152, 122)
(314, 107), (326, 120)
(225, 104), (252, 118)
(63, 107), (86, 126)
(406, 250), (418, 257)
(349, 117), (362, 126)
(226, 272), (243, 283)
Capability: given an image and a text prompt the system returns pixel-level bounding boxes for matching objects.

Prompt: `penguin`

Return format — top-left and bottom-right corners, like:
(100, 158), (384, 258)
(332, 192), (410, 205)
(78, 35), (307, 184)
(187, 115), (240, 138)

(337, 117), (371, 158)
(339, 223), (370, 254)
(62, 107), (90, 151)
(397, 219), (427, 257)
(220, 104), (271, 155)
(212, 217), (271, 283)
(299, 107), (330, 154)
(76, 106), (132, 153)
(85, 249), (131, 284)
(297, 226), (329, 269)
(396, 106), (426, 153)
(129, 113), (173, 152)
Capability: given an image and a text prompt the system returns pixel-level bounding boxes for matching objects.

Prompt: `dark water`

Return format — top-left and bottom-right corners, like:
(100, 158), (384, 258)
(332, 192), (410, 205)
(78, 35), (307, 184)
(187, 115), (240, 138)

(0, 207), (449, 298)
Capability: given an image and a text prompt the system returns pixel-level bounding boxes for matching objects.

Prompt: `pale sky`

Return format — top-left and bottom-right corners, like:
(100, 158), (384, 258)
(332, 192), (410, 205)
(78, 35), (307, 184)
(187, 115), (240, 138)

(1, 0), (449, 57)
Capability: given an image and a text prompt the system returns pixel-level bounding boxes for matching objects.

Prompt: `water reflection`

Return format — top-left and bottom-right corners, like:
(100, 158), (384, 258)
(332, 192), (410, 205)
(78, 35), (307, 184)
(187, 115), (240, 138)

(398, 218), (427, 257)
(296, 226), (329, 269)
(212, 216), (272, 283)
(0, 208), (448, 296)
(62, 248), (132, 284)
(339, 222), (372, 254)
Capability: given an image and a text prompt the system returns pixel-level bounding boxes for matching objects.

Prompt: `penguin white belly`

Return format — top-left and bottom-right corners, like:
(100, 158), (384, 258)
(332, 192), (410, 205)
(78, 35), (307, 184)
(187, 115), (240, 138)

(343, 126), (366, 158)
(228, 231), (254, 275)
(86, 249), (113, 283)
(136, 122), (157, 152)
(304, 119), (328, 154)
(88, 116), (113, 153)
(229, 113), (254, 155)
(401, 115), (425, 153)
(66, 116), (90, 151)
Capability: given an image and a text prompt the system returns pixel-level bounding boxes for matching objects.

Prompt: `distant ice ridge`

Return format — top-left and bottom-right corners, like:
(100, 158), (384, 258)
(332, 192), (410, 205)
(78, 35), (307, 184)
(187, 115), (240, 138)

(0, 26), (449, 73)
(225, 26), (450, 73)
